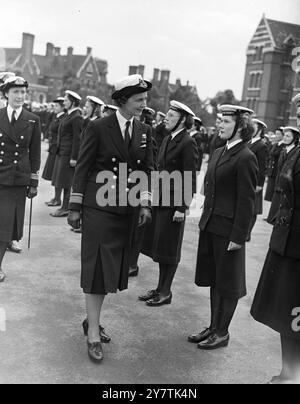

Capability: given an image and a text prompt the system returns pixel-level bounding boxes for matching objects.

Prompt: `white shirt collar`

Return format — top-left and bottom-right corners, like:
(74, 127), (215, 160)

(57, 112), (64, 118)
(171, 128), (184, 140)
(190, 130), (198, 137)
(7, 105), (23, 122)
(227, 139), (243, 150)
(116, 109), (134, 138)
(68, 107), (79, 116)
(90, 116), (98, 121)
(286, 144), (296, 154)
(251, 136), (261, 144)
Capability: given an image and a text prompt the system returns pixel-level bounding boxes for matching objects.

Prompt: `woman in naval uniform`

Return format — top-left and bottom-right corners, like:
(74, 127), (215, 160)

(139, 101), (198, 307)
(80, 96), (104, 145)
(251, 97), (300, 384)
(51, 90), (83, 217)
(267, 126), (299, 224)
(43, 97), (66, 207)
(0, 76), (41, 282)
(247, 118), (269, 240)
(189, 105), (258, 350)
(68, 74), (154, 362)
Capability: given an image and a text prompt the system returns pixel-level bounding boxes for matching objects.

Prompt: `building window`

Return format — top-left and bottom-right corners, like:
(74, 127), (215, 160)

(249, 72), (262, 89)
(253, 46), (263, 62)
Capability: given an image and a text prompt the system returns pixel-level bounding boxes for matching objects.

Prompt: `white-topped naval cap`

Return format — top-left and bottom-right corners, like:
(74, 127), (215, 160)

(194, 117), (202, 124)
(144, 107), (155, 115)
(170, 100), (195, 117)
(157, 111), (166, 118)
(65, 90), (82, 101)
(292, 93), (300, 107)
(253, 118), (267, 129)
(104, 104), (118, 111)
(0, 72), (15, 83)
(86, 95), (104, 106)
(218, 104), (254, 116)
(283, 126), (300, 134)
(112, 74), (152, 99)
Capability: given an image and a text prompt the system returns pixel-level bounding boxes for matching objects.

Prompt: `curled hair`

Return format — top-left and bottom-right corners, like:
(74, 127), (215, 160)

(114, 96), (130, 108)
(67, 94), (81, 108)
(234, 114), (255, 142)
(184, 114), (194, 130)
(194, 121), (202, 131)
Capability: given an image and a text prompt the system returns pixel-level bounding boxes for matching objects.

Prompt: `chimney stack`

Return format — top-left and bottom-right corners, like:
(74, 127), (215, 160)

(87, 47), (92, 55)
(21, 32), (35, 62)
(153, 68), (160, 82)
(129, 66), (138, 75)
(54, 47), (61, 56)
(137, 65), (145, 77)
(67, 47), (73, 70)
(160, 70), (170, 85)
(46, 42), (54, 58)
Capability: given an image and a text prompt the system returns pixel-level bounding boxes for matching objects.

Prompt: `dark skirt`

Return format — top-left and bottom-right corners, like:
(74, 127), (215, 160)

(267, 190), (281, 224)
(264, 177), (276, 202)
(251, 250), (300, 339)
(254, 189), (263, 215)
(81, 207), (135, 295)
(0, 185), (27, 242)
(42, 153), (56, 181)
(195, 230), (246, 299)
(142, 207), (186, 265)
(51, 155), (74, 189)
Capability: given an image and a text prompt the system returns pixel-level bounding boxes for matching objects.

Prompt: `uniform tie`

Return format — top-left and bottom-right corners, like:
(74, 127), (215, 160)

(124, 121), (131, 150)
(11, 110), (17, 126)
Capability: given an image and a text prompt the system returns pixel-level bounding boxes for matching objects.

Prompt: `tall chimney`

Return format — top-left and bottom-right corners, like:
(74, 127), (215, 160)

(21, 33), (34, 62)
(54, 47), (61, 56)
(160, 70), (170, 85)
(153, 68), (160, 82)
(67, 47), (73, 70)
(129, 66), (138, 75)
(137, 65), (145, 77)
(46, 42), (54, 58)
(86, 47), (92, 55)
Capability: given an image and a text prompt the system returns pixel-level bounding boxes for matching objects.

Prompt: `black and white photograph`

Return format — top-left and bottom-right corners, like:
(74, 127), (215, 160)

(0, 0), (300, 387)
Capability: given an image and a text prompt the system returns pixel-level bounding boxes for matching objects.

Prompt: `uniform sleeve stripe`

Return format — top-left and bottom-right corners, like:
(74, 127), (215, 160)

(30, 173), (39, 180)
(69, 194), (83, 204)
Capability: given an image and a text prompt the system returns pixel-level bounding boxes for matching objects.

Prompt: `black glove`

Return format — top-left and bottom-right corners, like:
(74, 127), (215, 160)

(27, 187), (38, 199)
(68, 210), (81, 229)
(138, 207), (152, 227)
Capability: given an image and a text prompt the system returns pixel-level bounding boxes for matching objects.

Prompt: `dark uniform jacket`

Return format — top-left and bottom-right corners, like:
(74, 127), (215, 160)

(208, 132), (226, 161)
(267, 143), (285, 178)
(47, 113), (65, 155)
(249, 138), (268, 187)
(155, 129), (198, 213)
(190, 131), (204, 171)
(153, 122), (169, 150)
(69, 113), (154, 214)
(270, 147), (300, 258)
(56, 109), (83, 160)
(0, 107), (41, 187)
(200, 142), (258, 245)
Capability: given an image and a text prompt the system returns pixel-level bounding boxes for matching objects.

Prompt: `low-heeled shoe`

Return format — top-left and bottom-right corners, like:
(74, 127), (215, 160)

(197, 333), (230, 350)
(188, 328), (214, 343)
(138, 289), (159, 301)
(7, 243), (22, 254)
(82, 319), (111, 343)
(87, 340), (103, 363)
(146, 292), (172, 307)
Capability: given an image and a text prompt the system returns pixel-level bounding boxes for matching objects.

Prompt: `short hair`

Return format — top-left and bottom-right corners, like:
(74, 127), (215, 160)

(184, 114), (194, 130)
(66, 94), (81, 107)
(114, 96), (130, 108)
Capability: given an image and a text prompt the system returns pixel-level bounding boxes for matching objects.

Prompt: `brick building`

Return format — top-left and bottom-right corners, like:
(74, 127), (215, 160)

(0, 32), (109, 103)
(241, 15), (300, 130)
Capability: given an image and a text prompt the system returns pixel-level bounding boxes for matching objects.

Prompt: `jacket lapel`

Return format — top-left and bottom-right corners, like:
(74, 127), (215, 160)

(107, 113), (131, 162)
(0, 108), (18, 143)
(12, 109), (32, 138)
(217, 142), (245, 168)
(166, 129), (186, 155)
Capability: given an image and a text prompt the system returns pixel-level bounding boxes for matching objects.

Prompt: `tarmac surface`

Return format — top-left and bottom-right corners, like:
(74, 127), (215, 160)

(0, 144), (280, 384)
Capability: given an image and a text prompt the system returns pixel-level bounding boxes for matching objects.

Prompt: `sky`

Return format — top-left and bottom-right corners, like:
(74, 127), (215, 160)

(0, 0), (299, 100)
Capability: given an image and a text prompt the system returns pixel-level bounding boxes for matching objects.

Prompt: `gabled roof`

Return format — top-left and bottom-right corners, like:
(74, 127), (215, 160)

(266, 18), (300, 48)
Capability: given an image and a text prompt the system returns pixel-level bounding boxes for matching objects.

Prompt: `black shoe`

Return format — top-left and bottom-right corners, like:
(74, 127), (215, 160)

(146, 292), (172, 307)
(7, 242), (22, 254)
(46, 200), (61, 207)
(197, 333), (229, 350)
(129, 266), (139, 277)
(73, 227), (82, 234)
(138, 289), (159, 302)
(188, 328), (214, 343)
(87, 340), (103, 363)
(82, 319), (111, 343)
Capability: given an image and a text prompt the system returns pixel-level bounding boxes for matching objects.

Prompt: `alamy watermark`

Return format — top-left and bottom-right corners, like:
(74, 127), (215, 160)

(0, 307), (6, 332)
(292, 307), (300, 333)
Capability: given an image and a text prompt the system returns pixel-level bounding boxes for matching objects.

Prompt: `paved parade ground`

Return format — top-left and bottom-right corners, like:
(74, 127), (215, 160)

(0, 144), (280, 384)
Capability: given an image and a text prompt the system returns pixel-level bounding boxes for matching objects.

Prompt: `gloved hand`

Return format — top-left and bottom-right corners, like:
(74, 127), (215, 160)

(68, 210), (81, 229)
(27, 187), (38, 199)
(138, 207), (152, 227)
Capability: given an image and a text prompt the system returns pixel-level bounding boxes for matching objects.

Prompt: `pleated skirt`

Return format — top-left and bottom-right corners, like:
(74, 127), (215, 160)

(42, 152), (56, 181)
(81, 206), (135, 295)
(0, 185), (27, 242)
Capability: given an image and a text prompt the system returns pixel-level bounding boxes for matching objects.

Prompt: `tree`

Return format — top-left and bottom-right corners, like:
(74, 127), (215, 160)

(210, 89), (240, 115)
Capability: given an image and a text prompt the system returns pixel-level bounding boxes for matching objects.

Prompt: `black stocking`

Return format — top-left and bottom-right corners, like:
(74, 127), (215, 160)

(210, 287), (221, 331)
(158, 263), (178, 296)
(54, 187), (62, 203)
(217, 297), (238, 337)
(0, 242), (8, 268)
(62, 188), (70, 211)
